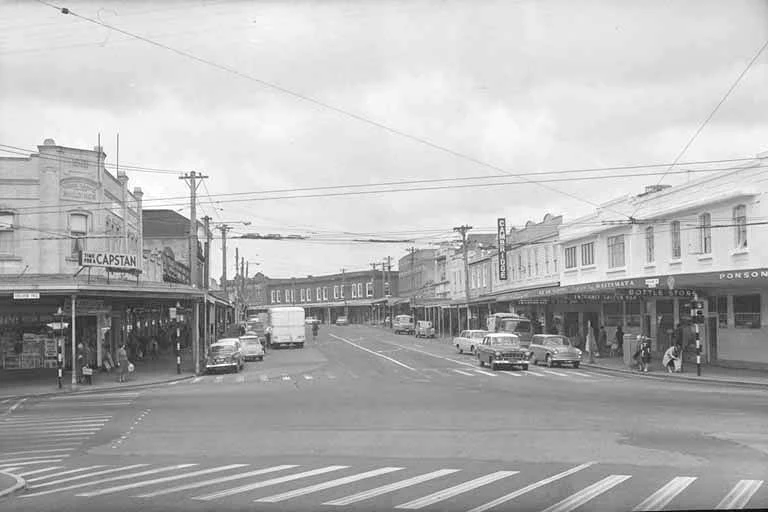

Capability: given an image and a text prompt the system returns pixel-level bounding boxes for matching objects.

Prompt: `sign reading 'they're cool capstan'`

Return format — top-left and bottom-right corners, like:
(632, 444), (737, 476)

(80, 251), (138, 270)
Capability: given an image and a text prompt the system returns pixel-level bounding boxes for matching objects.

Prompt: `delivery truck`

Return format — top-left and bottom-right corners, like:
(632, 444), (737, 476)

(267, 306), (306, 349)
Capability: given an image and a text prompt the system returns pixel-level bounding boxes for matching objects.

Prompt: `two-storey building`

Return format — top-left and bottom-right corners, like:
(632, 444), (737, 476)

(556, 151), (768, 367)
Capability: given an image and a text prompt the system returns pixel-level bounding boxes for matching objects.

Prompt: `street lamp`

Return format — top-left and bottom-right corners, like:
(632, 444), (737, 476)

(54, 306), (64, 389)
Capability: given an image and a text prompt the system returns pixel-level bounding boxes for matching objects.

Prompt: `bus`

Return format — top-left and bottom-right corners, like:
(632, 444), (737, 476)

(487, 313), (533, 346)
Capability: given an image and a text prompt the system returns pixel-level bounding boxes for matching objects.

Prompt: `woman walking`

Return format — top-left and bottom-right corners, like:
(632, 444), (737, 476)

(117, 344), (129, 383)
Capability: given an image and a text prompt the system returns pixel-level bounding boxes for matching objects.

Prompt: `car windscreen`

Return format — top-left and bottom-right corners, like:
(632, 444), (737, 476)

(491, 337), (520, 345)
(548, 336), (571, 346)
(210, 345), (234, 355)
(470, 332), (486, 339)
(241, 338), (260, 345)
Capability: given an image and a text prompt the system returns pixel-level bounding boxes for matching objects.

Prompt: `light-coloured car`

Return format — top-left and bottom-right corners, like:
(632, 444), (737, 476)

(529, 334), (583, 368)
(393, 315), (415, 335)
(336, 316), (349, 326)
(239, 334), (265, 362)
(476, 333), (529, 371)
(205, 338), (244, 373)
(453, 330), (489, 354)
(415, 320), (435, 338)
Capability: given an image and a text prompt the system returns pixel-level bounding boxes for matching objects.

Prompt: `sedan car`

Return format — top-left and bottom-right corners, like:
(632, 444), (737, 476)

(239, 334), (265, 362)
(453, 329), (489, 354)
(336, 316), (349, 326)
(205, 339), (244, 373)
(528, 334), (583, 368)
(476, 333), (529, 371)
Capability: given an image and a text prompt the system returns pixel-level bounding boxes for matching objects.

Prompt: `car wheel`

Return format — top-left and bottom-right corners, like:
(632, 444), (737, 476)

(573, 362), (580, 369)
(530, 354), (538, 366)
(521, 364), (529, 371)
(478, 356), (485, 367)
(457, 345), (463, 354)
(470, 345), (475, 354)
(546, 354), (554, 368)
(258, 356), (263, 361)
(490, 360), (497, 371)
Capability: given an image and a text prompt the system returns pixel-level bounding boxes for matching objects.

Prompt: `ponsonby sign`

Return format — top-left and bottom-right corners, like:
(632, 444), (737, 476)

(80, 251), (138, 270)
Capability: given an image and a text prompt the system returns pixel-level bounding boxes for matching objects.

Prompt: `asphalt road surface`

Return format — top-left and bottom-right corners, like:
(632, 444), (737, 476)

(2, 325), (767, 512)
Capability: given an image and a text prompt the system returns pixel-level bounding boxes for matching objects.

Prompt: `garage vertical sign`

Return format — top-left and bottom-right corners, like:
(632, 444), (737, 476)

(497, 218), (508, 281)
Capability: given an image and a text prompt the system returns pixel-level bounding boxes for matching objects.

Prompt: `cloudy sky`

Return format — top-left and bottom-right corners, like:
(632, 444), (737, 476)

(1, 0), (767, 279)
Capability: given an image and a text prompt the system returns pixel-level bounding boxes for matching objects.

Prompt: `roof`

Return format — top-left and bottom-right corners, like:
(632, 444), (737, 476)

(486, 332), (520, 337)
(213, 338), (239, 345)
(143, 209), (211, 239)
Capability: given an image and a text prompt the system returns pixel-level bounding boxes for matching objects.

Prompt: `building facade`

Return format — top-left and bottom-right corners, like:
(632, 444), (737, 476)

(142, 209), (210, 288)
(397, 249), (437, 299)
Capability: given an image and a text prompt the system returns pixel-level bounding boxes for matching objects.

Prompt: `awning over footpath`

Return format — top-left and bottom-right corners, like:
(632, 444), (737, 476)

(2, 274), (204, 300)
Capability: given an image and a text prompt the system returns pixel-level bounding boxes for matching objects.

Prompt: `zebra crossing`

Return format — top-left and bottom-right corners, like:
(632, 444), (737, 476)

(184, 367), (613, 387)
(5, 460), (764, 510)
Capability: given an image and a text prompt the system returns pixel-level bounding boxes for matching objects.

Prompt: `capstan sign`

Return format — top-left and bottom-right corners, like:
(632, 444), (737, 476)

(80, 251), (138, 270)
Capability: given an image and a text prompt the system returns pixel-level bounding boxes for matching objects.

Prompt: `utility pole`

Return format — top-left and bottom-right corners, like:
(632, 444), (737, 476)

(203, 215), (212, 356)
(370, 263), (379, 324)
(216, 224), (233, 294)
(341, 268), (348, 317)
(180, 171), (208, 376)
(454, 225), (473, 330)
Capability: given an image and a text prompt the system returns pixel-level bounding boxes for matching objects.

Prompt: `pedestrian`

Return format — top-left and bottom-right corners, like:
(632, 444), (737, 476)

(76, 343), (86, 384)
(150, 336), (159, 359)
(598, 325), (608, 354)
(663, 343), (681, 373)
(637, 336), (652, 373)
(615, 326), (624, 355)
(117, 344), (129, 383)
(265, 325), (272, 349)
(312, 321), (319, 341)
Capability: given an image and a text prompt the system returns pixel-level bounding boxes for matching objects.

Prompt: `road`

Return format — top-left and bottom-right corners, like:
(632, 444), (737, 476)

(2, 324), (767, 511)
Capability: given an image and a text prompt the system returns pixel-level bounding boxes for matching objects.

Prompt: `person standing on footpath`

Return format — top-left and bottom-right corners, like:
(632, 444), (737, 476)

(598, 326), (608, 355)
(117, 344), (129, 383)
(615, 326), (624, 356)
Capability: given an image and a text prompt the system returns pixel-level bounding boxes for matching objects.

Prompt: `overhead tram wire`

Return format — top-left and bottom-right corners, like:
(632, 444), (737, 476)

(636, 35), (768, 218)
(29, 0), (670, 219)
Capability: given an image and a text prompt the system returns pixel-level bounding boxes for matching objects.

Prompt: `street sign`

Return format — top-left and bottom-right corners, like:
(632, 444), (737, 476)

(497, 218), (508, 281)
(13, 292), (40, 300)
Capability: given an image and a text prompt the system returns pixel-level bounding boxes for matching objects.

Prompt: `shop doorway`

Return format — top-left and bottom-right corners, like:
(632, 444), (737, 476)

(707, 316), (718, 362)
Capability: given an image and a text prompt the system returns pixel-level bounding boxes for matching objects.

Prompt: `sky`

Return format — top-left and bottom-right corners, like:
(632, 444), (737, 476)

(1, 0), (767, 280)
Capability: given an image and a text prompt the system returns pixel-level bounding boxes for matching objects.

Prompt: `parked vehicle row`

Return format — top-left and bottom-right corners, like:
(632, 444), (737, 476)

(452, 331), (583, 372)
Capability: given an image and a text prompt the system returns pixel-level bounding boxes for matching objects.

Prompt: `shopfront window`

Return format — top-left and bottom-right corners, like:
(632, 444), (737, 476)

(626, 301), (641, 327)
(733, 294), (761, 329)
(604, 302), (622, 327)
(607, 235), (625, 268)
(713, 296), (728, 328)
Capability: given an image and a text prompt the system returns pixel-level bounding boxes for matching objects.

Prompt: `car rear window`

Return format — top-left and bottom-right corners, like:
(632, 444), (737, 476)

(470, 332), (486, 339)
(211, 346), (234, 355)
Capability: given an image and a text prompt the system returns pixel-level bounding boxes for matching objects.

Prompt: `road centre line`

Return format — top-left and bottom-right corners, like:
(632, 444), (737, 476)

(23, 464), (197, 497)
(396, 471), (518, 509)
(541, 474), (632, 512)
(716, 480), (763, 510)
(330, 334), (416, 371)
(77, 464), (249, 497)
(256, 467), (404, 503)
(467, 462), (595, 512)
(194, 465), (348, 501)
(632, 476), (697, 511)
(324, 469), (460, 506)
(134, 465), (297, 498)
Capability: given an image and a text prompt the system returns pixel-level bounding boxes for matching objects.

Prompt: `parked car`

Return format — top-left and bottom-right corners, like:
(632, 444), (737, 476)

(453, 329), (489, 354)
(336, 316), (349, 326)
(205, 338), (244, 373)
(476, 333), (529, 371)
(415, 320), (435, 338)
(393, 315), (415, 335)
(239, 334), (265, 362)
(528, 334), (583, 368)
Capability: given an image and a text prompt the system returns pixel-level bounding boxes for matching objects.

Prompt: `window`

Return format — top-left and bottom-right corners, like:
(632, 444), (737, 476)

(69, 213), (88, 257)
(285, 289), (291, 303)
(0, 212), (14, 255)
(357, 283), (363, 297)
(316, 287), (322, 301)
(534, 249), (540, 275)
(482, 265), (487, 287)
(580, 242), (594, 267)
(564, 246), (577, 269)
(734, 294), (761, 328)
(333, 285), (339, 299)
(544, 246), (550, 274)
(322, 287), (328, 300)
(351, 283), (357, 298)
(270, 290), (276, 304)
(340, 283), (345, 299)
(517, 254), (523, 276)
(275, 290), (281, 303)
(670, 221), (681, 259)
(607, 235), (625, 268)
(366, 282), (374, 297)
(716, 296), (728, 328)
(645, 226), (655, 263)
(300, 288), (305, 302)
(733, 205), (747, 248)
(699, 213), (712, 254)
(527, 250), (532, 276)
(553, 248), (558, 272)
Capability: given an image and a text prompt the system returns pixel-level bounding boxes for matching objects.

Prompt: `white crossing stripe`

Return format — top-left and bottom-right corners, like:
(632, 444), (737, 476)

(473, 369), (497, 377)
(304, 375), (314, 380)
(236, 376), (246, 383)
(522, 370), (546, 377)
(76, 464), (249, 497)
(570, 371), (593, 378)
(22, 464), (197, 497)
(259, 375), (269, 382)
(541, 474), (632, 512)
(167, 381), (179, 386)
(16, 467), (64, 478)
(2, 422), (107, 430)
(0, 459), (63, 468)
(193, 465), (348, 501)
(2, 432), (96, 439)
(48, 393), (138, 400)
(452, 369), (474, 376)
(215, 376), (224, 383)
(134, 465), (297, 498)
(27, 466), (107, 483)
(2, 427), (102, 434)
(256, 467), (404, 503)
(192, 376), (204, 383)
(716, 479), (763, 510)
(0, 455), (71, 464)
(28, 464), (150, 488)
(541, 370), (569, 377)
(468, 462), (595, 512)
(396, 471), (518, 509)
(324, 469), (460, 506)
(502, 371), (521, 377)
(33, 402), (133, 407)
(1, 417), (111, 425)
(0, 448), (75, 457)
(633, 477), (697, 511)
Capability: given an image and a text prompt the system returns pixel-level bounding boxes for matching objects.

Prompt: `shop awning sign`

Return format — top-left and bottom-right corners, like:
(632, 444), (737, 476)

(80, 251), (139, 271)
(13, 292), (40, 300)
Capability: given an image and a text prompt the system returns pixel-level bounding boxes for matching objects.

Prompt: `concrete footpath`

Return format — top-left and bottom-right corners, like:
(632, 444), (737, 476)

(0, 349), (197, 402)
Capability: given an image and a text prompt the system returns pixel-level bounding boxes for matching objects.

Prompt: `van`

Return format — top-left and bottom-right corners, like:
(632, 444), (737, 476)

(394, 315), (415, 335)
(268, 306), (306, 349)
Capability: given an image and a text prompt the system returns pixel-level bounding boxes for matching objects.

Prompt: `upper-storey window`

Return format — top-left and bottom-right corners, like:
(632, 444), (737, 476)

(581, 242), (594, 267)
(699, 213), (712, 254)
(607, 235), (625, 268)
(564, 246), (577, 269)
(733, 204), (747, 249)
(69, 213), (88, 258)
(670, 221), (681, 259)
(645, 226), (655, 263)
